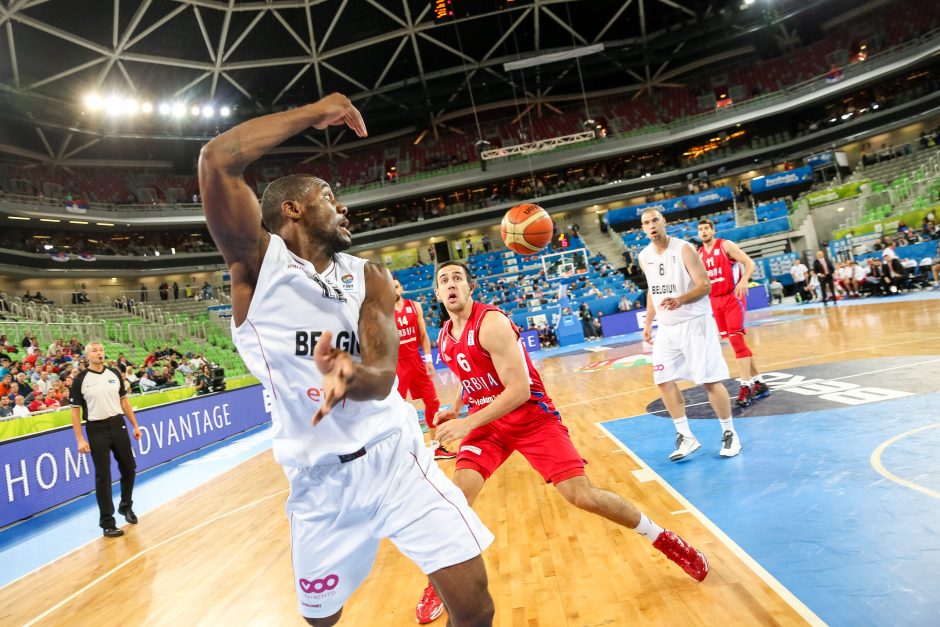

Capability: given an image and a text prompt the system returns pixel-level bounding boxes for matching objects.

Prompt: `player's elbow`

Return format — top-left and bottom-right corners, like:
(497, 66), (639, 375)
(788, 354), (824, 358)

(506, 384), (531, 409)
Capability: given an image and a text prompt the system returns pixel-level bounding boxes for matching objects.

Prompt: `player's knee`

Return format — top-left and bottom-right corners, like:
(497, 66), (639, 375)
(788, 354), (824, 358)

(304, 608), (342, 626)
(728, 333), (752, 359)
(556, 478), (596, 511)
(451, 591), (495, 627)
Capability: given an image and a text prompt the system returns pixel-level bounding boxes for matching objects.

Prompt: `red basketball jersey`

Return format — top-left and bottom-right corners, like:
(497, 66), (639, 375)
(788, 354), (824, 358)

(699, 238), (738, 297)
(438, 302), (558, 418)
(394, 298), (422, 356)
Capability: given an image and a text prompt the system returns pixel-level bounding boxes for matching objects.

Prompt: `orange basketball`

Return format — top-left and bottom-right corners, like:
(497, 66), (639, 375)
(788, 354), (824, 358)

(500, 203), (553, 255)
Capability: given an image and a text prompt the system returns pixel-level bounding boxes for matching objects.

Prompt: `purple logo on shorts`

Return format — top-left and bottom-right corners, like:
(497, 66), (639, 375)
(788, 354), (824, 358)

(299, 574), (339, 594)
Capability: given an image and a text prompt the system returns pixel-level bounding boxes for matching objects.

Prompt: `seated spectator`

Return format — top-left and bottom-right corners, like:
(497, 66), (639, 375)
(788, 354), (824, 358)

(28, 395), (46, 413)
(43, 392), (61, 409)
(769, 278), (784, 304)
(0, 394), (11, 417)
(12, 395), (29, 417)
(617, 295), (632, 312)
(591, 313), (603, 338)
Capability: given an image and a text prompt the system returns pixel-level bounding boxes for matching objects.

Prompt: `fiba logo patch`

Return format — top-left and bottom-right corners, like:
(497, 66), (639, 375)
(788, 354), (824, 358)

(341, 273), (354, 287)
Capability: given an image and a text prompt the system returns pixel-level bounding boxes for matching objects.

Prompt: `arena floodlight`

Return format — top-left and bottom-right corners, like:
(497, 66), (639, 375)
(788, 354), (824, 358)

(159, 103), (171, 115)
(191, 105), (201, 116)
(220, 106), (231, 117)
(172, 102), (186, 118)
(202, 105), (214, 118)
(123, 99), (140, 115)
(84, 93), (102, 111)
(104, 96), (122, 115)
(141, 102), (153, 114)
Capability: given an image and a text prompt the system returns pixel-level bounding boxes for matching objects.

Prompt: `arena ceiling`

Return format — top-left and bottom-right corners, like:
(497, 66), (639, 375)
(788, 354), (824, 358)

(0, 0), (844, 165)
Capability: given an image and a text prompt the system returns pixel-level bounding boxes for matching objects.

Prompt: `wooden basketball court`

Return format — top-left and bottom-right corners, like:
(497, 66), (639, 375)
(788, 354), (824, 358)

(3, 296), (939, 626)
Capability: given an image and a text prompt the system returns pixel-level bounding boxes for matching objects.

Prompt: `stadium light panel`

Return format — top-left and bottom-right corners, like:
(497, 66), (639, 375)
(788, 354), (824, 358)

(141, 102), (153, 114)
(159, 103), (171, 115)
(104, 96), (122, 115)
(172, 103), (186, 117)
(84, 94), (102, 111)
(191, 105), (201, 116)
(202, 105), (214, 118)
(220, 106), (231, 117)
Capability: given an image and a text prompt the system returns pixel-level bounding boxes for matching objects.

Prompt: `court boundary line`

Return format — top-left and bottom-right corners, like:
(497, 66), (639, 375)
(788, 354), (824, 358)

(870, 422), (940, 500)
(19, 486), (290, 626)
(558, 335), (940, 410)
(0, 426), (275, 591)
(649, 356), (940, 413)
(595, 421), (826, 627)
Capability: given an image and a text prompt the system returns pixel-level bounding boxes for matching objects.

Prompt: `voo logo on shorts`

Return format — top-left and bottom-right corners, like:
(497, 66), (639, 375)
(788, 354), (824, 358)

(299, 574), (339, 594)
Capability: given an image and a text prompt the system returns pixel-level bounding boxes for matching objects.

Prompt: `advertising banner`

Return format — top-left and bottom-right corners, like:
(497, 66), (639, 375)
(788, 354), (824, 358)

(606, 186), (733, 227)
(0, 385), (271, 528)
(750, 166), (814, 194)
(805, 180), (867, 207)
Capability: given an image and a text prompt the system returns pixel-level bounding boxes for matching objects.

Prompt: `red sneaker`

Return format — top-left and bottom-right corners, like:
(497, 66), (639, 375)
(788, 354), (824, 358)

(652, 530), (709, 582)
(416, 583), (444, 624)
(735, 384), (752, 408)
(434, 447), (457, 460)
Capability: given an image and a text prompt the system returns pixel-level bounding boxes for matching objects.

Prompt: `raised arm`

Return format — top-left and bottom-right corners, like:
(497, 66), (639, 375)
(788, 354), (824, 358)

(312, 262), (398, 423)
(198, 93), (366, 325)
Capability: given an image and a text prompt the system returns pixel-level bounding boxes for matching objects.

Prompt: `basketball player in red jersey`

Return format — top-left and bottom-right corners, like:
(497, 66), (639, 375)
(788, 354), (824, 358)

(393, 278), (455, 460)
(416, 260), (708, 616)
(696, 219), (771, 407)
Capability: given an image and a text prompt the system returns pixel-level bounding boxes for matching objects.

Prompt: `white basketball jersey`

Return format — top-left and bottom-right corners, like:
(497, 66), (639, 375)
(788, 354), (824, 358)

(232, 234), (408, 467)
(639, 237), (710, 326)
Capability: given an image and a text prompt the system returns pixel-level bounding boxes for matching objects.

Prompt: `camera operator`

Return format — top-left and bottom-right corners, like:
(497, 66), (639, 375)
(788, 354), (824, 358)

(194, 365), (213, 395)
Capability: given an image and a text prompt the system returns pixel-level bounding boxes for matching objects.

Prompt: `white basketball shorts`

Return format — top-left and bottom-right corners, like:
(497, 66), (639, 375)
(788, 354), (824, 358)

(651, 313), (729, 385)
(284, 415), (494, 619)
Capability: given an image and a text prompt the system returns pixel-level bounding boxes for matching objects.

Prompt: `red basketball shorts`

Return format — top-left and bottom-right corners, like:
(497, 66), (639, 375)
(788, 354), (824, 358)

(456, 405), (585, 484)
(709, 291), (747, 337)
(396, 352), (440, 428)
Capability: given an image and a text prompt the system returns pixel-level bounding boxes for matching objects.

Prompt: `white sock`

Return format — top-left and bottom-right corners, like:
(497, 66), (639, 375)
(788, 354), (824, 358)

(673, 416), (694, 439)
(741, 378), (752, 387)
(752, 375), (762, 384)
(719, 416), (735, 434)
(632, 512), (664, 543)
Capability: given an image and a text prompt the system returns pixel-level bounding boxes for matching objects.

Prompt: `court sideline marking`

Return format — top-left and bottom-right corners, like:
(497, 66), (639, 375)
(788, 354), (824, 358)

(870, 422), (940, 500)
(557, 335), (940, 410)
(595, 422), (826, 627)
(21, 486), (290, 626)
(651, 356), (940, 413)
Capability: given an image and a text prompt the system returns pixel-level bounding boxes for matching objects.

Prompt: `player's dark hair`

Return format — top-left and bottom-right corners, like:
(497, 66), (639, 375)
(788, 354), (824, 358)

(434, 261), (474, 288)
(698, 218), (714, 227)
(260, 174), (326, 232)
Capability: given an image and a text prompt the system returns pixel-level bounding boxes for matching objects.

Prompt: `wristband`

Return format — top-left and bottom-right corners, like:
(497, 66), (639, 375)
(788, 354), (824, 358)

(423, 355), (432, 363)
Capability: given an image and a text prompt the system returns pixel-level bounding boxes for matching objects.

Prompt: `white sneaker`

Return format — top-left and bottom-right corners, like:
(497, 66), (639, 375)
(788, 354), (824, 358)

(720, 430), (742, 458)
(669, 434), (701, 462)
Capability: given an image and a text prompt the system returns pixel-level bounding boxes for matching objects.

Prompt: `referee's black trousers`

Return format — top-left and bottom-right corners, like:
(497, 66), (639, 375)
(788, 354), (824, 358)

(86, 415), (137, 529)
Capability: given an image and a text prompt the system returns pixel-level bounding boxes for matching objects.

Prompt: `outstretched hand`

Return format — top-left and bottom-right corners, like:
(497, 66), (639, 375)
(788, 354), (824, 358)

(312, 93), (368, 138)
(312, 331), (355, 425)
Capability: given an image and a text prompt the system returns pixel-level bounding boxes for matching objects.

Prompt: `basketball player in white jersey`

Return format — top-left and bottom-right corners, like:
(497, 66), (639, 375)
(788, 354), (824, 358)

(198, 92), (494, 627)
(638, 209), (740, 460)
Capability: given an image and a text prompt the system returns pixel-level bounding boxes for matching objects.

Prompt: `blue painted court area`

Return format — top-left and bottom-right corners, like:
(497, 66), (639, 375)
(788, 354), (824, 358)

(602, 393), (940, 626)
(0, 423), (274, 588)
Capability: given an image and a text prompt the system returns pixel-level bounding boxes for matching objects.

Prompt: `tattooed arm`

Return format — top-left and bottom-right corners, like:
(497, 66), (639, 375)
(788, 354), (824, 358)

(312, 263), (399, 422)
(198, 93), (367, 326)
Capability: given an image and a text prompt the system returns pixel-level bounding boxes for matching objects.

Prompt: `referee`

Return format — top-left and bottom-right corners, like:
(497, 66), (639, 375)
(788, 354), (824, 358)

(70, 340), (141, 538)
